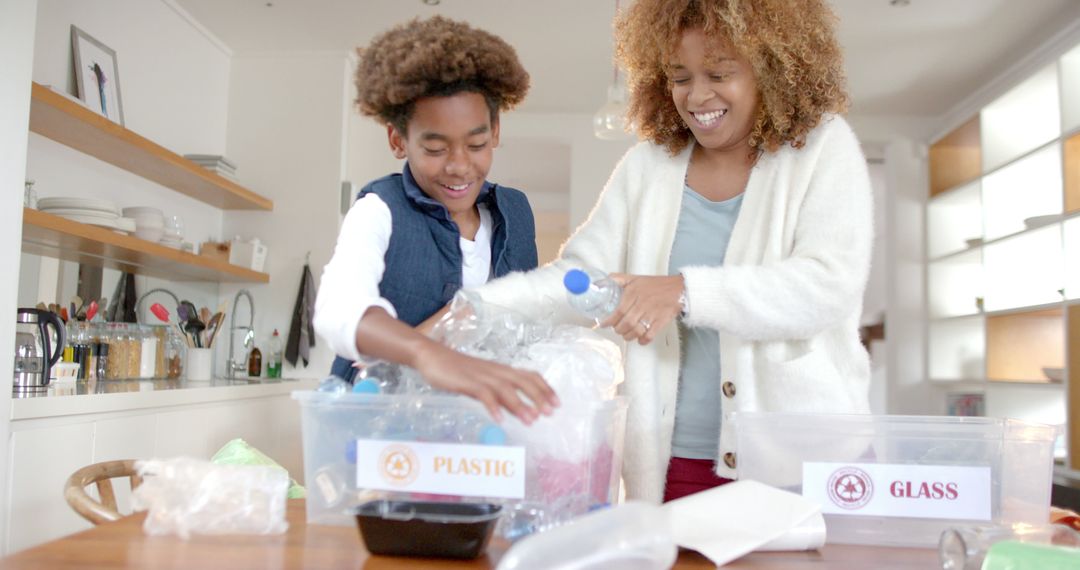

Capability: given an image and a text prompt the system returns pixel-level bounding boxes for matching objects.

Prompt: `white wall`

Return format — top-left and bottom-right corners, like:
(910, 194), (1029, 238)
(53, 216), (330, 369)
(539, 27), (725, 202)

(32, 0), (231, 154)
(0, 0), (39, 555)
(221, 52), (353, 378)
(500, 114), (634, 229)
(883, 138), (931, 414)
(23, 0), (235, 321)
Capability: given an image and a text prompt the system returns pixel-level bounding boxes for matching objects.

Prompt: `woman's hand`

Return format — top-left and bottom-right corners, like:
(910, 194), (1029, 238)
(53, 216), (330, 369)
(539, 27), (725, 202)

(412, 343), (559, 425)
(600, 273), (685, 345)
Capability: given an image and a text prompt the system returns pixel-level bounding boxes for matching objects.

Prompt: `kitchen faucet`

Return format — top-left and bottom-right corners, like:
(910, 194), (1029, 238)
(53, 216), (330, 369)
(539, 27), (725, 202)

(227, 289), (255, 379)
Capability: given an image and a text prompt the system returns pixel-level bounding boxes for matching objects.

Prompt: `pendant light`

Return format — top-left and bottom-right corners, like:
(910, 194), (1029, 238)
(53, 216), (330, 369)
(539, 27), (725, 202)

(593, 0), (633, 140)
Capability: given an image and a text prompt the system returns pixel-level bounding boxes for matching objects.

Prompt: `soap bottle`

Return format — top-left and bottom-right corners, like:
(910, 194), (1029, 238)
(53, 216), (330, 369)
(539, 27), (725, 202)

(247, 343), (262, 377)
(266, 329), (283, 378)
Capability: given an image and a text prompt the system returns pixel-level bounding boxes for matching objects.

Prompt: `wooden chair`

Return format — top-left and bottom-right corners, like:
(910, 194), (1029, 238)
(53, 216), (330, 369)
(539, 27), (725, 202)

(64, 459), (144, 524)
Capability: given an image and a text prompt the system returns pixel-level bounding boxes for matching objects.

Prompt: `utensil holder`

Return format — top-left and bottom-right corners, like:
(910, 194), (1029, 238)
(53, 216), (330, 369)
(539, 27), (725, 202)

(186, 348), (213, 380)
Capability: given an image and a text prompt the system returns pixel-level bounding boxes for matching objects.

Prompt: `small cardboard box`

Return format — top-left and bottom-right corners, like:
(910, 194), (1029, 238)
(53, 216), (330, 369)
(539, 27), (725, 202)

(199, 241), (231, 264)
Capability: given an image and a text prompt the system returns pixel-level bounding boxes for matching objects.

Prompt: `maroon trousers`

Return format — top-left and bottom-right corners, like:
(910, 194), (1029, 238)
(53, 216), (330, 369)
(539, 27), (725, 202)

(663, 457), (734, 502)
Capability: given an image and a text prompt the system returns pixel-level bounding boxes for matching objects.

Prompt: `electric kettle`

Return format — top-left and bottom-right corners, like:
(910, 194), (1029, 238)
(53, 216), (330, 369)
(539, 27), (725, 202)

(14, 308), (65, 394)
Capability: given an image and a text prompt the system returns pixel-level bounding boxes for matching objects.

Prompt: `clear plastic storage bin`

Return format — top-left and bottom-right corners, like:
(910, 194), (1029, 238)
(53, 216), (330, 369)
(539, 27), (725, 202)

(293, 390), (627, 540)
(734, 412), (1057, 547)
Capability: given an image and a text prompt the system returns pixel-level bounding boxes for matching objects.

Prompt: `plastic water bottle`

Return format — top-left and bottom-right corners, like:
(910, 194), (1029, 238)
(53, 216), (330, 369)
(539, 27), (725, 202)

(563, 268), (622, 322)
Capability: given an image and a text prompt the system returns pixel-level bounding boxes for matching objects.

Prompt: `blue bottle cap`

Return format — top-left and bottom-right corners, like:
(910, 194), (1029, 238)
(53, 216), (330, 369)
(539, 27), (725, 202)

(479, 424), (507, 445)
(563, 269), (591, 295)
(352, 379), (380, 394)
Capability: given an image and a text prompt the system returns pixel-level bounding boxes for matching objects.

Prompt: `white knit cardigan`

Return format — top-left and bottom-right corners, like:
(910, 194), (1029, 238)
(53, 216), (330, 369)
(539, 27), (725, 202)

(471, 114), (873, 502)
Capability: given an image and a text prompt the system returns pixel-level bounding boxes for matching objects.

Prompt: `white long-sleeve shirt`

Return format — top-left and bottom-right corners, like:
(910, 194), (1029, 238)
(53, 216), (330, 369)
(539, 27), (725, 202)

(314, 194), (492, 361)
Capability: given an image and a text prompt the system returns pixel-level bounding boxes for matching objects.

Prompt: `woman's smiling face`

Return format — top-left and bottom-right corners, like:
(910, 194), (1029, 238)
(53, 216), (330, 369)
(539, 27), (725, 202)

(389, 91), (499, 217)
(668, 28), (759, 154)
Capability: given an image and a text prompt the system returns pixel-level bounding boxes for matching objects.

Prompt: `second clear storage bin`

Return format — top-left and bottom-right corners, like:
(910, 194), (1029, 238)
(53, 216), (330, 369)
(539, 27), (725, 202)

(733, 412), (1058, 547)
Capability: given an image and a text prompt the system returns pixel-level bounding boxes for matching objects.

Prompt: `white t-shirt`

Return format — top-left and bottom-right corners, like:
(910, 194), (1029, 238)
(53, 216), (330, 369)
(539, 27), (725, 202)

(313, 194), (494, 362)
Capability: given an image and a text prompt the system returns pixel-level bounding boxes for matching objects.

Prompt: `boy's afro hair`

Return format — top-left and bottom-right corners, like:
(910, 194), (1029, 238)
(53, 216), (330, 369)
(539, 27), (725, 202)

(355, 16), (530, 132)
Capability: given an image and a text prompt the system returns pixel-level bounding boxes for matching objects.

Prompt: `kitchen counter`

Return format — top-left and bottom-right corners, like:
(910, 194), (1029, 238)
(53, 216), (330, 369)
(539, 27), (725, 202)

(11, 377), (318, 420)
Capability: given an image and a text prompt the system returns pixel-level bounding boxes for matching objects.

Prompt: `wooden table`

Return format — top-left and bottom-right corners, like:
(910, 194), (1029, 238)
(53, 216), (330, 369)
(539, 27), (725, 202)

(0, 500), (938, 569)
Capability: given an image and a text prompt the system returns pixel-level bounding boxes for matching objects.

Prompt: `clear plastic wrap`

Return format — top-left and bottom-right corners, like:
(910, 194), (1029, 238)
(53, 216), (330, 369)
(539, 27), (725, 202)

(132, 457), (289, 539)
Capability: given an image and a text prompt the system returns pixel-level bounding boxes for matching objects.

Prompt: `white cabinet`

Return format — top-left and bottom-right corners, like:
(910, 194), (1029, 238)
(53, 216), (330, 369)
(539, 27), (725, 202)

(925, 39), (1080, 469)
(3, 380), (315, 554)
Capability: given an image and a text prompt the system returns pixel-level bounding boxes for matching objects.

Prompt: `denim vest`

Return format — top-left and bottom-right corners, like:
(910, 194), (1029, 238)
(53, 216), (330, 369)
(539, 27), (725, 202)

(329, 163), (538, 382)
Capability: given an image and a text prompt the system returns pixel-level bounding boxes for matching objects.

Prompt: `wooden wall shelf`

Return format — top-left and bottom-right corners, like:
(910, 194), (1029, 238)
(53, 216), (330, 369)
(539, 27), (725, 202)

(27, 82), (272, 211)
(929, 115), (981, 197)
(21, 209), (269, 283)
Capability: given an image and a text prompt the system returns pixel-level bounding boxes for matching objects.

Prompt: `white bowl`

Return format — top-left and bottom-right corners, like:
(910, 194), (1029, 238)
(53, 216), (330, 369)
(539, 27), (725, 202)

(133, 216), (164, 228)
(1023, 214), (1062, 230)
(134, 225), (165, 242)
(122, 206), (164, 218)
(1042, 367), (1064, 383)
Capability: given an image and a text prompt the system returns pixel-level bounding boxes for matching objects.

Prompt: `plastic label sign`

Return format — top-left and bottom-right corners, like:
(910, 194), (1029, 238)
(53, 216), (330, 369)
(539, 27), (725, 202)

(802, 462), (992, 520)
(355, 439), (526, 499)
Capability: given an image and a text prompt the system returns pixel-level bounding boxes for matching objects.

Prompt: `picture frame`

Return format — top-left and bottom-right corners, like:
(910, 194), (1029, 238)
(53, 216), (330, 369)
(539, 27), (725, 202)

(71, 25), (125, 126)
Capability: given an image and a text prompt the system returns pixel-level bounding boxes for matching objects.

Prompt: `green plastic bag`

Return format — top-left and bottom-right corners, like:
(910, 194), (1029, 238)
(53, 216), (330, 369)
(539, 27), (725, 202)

(210, 438), (306, 499)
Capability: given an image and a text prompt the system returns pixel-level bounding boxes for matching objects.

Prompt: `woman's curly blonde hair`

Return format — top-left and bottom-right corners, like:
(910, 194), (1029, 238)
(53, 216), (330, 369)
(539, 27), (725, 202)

(615, 0), (849, 155)
(355, 16), (530, 134)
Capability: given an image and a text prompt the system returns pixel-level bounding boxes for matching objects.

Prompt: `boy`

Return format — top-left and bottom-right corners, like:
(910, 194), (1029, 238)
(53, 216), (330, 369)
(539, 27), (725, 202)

(314, 16), (558, 424)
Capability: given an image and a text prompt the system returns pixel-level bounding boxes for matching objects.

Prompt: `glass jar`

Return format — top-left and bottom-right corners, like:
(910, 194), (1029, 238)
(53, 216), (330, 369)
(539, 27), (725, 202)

(124, 324), (141, 379)
(105, 324), (125, 380)
(69, 322), (92, 380)
(940, 523), (1080, 569)
(153, 326), (167, 378)
(138, 325), (157, 379)
(164, 327), (186, 380)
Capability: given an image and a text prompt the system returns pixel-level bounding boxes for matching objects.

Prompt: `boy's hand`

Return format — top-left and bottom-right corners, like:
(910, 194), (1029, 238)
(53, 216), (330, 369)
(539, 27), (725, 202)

(412, 343), (559, 425)
(415, 304), (450, 336)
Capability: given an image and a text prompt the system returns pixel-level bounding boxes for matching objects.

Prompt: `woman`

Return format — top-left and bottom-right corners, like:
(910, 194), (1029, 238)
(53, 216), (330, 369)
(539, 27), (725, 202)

(468, 0), (872, 502)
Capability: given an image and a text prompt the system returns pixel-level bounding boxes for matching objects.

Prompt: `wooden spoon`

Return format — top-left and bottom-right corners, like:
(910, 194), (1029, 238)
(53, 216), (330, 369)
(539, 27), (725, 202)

(205, 312), (225, 348)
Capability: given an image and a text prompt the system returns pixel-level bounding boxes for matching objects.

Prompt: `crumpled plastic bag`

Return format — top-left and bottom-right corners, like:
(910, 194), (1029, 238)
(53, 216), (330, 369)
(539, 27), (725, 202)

(132, 457), (288, 539)
(210, 438), (306, 499)
(429, 290), (623, 402)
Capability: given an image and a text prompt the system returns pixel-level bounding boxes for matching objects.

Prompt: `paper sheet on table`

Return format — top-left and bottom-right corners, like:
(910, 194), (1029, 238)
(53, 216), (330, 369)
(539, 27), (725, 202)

(660, 479), (826, 566)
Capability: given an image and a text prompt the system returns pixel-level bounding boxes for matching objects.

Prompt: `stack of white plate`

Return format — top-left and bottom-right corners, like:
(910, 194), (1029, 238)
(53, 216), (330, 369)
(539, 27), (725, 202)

(37, 197), (134, 234)
(184, 154), (238, 181)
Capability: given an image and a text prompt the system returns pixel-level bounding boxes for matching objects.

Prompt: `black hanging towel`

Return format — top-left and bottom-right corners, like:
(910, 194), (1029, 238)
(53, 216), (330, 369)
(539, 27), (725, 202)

(286, 260), (316, 367)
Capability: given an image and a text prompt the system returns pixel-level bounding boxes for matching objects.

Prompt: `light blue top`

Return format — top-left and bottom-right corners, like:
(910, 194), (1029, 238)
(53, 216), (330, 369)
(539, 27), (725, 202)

(668, 185), (743, 460)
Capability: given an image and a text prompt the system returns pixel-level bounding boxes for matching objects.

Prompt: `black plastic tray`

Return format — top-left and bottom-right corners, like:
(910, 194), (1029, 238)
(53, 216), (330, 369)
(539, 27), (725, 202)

(354, 500), (502, 559)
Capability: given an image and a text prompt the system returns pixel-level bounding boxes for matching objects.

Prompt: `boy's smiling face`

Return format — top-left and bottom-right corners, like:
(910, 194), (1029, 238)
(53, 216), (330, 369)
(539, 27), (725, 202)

(388, 92), (499, 218)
